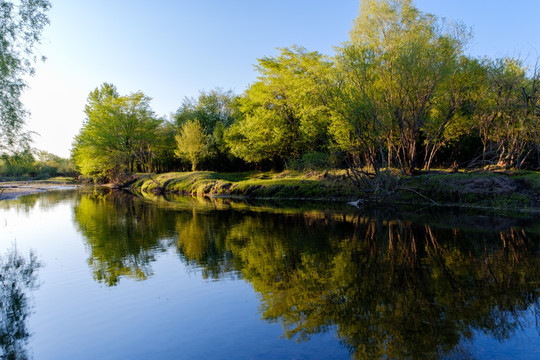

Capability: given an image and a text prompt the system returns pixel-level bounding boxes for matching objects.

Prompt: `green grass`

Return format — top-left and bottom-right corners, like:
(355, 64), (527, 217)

(514, 171), (540, 192)
(129, 170), (360, 200)
(127, 169), (540, 213)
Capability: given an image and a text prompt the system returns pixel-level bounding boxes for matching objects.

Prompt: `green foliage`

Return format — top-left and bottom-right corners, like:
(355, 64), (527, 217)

(150, 121), (180, 173)
(68, 1), (540, 177)
(0, 0), (51, 150)
(72, 83), (162, 181)
(172, 88), (242, 171)
(0, 149), (76, 179)
(174, 120), (208, 171)
(173, 88), (238, 133)
(0, 148), (34, 176)
(225, 46), (332, 166)
(472, 58), (540, 170)
(330, 0), (471, 174)
(287, 151), (334, 171)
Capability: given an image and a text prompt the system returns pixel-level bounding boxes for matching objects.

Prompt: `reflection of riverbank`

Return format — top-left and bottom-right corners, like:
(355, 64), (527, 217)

(0, 182), (79, 200)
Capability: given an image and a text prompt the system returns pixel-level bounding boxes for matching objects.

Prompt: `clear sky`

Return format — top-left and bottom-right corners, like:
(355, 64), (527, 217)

(21, 0), (540, 158)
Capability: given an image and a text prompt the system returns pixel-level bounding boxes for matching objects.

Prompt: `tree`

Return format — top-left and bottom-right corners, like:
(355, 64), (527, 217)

(0, 0), (51, 150)
(173, 88), (237, 133)
(421, 56), (484, 169)
(334, 0), (469, 174)
(0, 147), (34, 176)
(226, 46), (331, 167)
(472, 58), (539, 170)
(151, 120), (181, 173)
(173, 88), (240, 170)
(174, 120), (207, 171)
(72, 83), (161, 181)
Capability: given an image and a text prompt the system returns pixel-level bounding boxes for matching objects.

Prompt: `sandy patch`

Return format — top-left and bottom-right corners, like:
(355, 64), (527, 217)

(0, 183), (79, 200)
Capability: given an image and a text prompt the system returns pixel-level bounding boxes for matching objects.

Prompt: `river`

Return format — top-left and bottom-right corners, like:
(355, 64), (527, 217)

(0, 188), (539, 359)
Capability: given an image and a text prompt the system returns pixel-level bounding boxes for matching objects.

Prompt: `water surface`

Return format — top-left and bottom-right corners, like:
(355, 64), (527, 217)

(1, 188), (539, 359)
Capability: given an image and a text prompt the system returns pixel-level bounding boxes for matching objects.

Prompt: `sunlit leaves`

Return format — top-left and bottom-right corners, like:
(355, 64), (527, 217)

(226, 46), (331, 166)
(72, 83), (162, 180)
(330, 0), (472, 173)
(0, 0), (51, 150)
(174, 120), (208, 171)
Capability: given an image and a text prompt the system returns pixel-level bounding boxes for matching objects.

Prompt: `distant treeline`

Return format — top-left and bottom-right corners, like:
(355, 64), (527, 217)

(0, 150), (76, 180)
(71, 0), (540, 182)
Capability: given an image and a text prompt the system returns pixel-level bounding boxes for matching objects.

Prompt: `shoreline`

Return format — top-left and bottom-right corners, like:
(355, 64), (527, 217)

(0, 182), (79, 200)
(2, 170), (540, 216)
(126, 170), (540, 215)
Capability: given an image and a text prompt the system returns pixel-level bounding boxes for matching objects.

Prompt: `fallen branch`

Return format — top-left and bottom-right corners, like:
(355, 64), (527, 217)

(397, 186), (439, 206)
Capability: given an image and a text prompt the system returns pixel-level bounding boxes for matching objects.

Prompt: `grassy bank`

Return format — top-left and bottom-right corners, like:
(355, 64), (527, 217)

(127, 170), (540, 213)
(128, 170), (361, 201)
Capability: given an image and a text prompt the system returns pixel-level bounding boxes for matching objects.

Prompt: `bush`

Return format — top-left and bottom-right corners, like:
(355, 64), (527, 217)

(288, 151), (333, 171)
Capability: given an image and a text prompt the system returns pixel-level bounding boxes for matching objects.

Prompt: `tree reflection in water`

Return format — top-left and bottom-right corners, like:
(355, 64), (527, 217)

(73, 189), (177, 286)
(0, 246), (41, 360)
(73, 190), (540, 358)
(175, 209), (540, 359)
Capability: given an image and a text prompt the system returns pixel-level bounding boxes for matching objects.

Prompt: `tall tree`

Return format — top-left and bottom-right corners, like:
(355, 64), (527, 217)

(473, 58), (538, 170)
(226, 46), (331, 166)
(0, 0), (51, 150)
(72, 83), (161, 181)
(334, 0), (469, 174)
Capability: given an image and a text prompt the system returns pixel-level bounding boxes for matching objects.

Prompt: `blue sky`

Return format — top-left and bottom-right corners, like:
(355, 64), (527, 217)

(21, 0), (540, 158)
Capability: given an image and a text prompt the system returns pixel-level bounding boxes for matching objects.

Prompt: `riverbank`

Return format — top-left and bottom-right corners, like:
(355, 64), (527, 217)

(127, 170), (540, 214)
(128, 170), (360, 201)
(3, 171), (539, 214)
(0, 179), (79, 200)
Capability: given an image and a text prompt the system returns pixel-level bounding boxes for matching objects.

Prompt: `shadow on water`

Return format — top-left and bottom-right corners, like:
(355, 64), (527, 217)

(0, 246), (41, 360)
(69, 189), (540, 358)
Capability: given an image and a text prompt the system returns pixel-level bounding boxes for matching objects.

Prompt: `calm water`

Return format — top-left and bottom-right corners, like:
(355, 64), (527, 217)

(0, 188), (539, 359)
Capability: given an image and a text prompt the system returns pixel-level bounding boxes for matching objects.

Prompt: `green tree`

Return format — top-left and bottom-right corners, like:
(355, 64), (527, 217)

(421, 56), (484, 169)
(226, 46), (331, 167)
(174, 119), (208, 171)
(72, 83), (162, 181)
(473, 58), (538, 169)
(173, 88), (237, 133)
(0, 148), (34, 176)
(173, 88), (240, 170)
(333, 0), (469, 174)
(150, 120), (181, 173)
(0, 0), (51, 149)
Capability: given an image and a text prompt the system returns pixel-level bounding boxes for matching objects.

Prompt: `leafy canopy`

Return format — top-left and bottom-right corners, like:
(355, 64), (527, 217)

(226, 46), (331, 165)
(72, 83), (161, 180)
